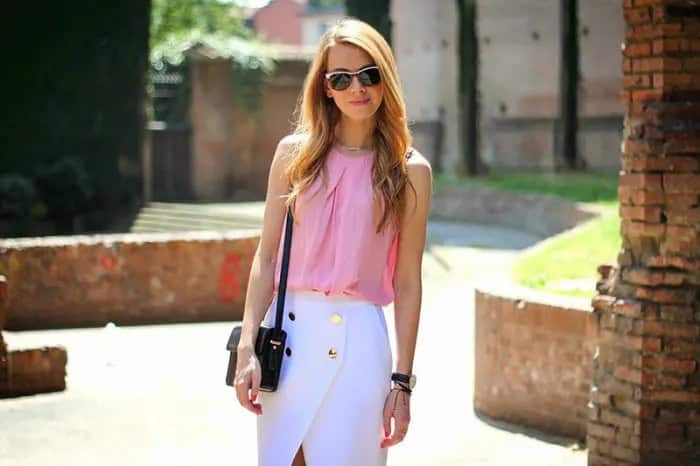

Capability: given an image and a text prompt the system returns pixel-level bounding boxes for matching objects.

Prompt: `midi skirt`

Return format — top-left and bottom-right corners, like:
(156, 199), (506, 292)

(256, 290), (393, 466)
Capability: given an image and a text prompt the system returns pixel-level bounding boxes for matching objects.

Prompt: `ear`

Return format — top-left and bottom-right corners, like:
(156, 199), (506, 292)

(322, 74), (334, 98)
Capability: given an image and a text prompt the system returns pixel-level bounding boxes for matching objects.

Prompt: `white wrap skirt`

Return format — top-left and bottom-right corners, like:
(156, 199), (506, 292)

(256, 290), (392, 466)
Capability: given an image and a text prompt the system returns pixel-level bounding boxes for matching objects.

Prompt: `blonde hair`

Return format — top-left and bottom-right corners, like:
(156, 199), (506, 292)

(284, 18), (414, 234)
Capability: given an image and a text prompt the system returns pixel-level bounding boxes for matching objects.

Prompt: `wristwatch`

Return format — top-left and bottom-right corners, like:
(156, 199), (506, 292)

(391, 372), (417, 390)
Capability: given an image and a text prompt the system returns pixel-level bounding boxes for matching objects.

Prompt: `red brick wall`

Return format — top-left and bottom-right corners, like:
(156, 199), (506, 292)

(0, 276), (7, 384)
(253, 0), (303, 46)
(188, 56), (306, 200)
(0, 232), (259, 330)
(474, 288), (599, 440)
(588, 2), (700, 464)
(1, 347), (67, 398)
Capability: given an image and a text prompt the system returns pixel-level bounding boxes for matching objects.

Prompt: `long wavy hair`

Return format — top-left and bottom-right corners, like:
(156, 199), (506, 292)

(284, 18), (414, 234)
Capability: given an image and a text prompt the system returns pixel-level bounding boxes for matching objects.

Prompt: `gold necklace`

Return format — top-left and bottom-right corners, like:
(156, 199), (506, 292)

(335, 141), (373, 152)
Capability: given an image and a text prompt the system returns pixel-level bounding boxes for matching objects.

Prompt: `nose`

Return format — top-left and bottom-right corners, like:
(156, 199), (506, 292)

(349, 75), (366, 92)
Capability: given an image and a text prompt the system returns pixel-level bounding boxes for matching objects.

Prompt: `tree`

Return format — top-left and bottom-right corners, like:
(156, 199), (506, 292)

(558, 0), (581, 170)
(150, 0), (251, 48)
(345, 0), (392, 45)
(456, 0), (480, 175)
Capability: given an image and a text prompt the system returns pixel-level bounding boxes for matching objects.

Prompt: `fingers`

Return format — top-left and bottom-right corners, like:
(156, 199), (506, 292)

(234, 357), (263, 416)
(380, 390), (411, 449)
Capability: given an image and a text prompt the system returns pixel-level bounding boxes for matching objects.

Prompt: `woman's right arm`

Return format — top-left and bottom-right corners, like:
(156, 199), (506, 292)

(234, 136), (295, 414)
(238, 135), (295, 350)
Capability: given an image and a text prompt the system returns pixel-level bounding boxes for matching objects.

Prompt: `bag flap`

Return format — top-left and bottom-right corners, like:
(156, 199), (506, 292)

(226, 326), (242, 351)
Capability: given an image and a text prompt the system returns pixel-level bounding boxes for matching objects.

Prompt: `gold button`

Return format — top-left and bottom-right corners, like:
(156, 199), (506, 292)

(328, 348), (338, 359)
(330, 313), (343, 325)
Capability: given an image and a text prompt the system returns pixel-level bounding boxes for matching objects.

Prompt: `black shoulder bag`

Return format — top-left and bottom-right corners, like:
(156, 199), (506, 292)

(225, 206), (293, 392)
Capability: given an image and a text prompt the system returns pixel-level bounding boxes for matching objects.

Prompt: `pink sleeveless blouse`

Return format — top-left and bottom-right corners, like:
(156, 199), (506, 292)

(272, 144), (399, 306)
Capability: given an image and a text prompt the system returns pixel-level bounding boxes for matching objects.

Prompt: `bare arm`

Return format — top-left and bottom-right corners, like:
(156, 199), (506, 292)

(238, 136), (296, 350)
(382, 149), (432, 448)
(392, 150), (432, 375)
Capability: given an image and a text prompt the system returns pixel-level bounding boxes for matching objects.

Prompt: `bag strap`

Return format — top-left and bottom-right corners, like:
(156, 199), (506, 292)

(272, 206), (293, 335)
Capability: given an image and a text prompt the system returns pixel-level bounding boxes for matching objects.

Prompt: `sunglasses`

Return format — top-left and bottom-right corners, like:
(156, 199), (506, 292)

(325, 65), (382, 91)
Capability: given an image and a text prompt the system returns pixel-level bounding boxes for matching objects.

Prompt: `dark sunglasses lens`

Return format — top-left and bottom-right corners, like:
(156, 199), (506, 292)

(358, 68), (381, 86)
(329, 73), (351, 90)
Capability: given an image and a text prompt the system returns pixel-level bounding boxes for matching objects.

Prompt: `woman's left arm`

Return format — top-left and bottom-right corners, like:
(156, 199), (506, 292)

(381, 151), (432, 449)
(393, 152), (432, 376)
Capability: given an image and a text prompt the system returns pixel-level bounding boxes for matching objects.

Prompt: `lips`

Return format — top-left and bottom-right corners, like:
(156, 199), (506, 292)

(349, 98), (370, 105)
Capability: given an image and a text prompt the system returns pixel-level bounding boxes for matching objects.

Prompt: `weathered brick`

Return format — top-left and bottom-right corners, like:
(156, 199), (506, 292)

(610, 444), (641, 463)
(685, 58), (700, 72)
(660, 304), (696, 321)
(615, 366), (655, 385)
(640, 420), (685, 437)
(589, 421), (617, 440)
(642, 355), (698, 374)
(657, 373), (687, 389)
(637, 286), (695, 305)
(620, 173), (663, 190)
(644, 389), (700, 402)
(666, 339), (700, 357)
(625, 42), (652, 58)
(622, 156), (700, 172)
(634, 57), (683, 73)
(600, 329), (662, 352)
(622, 220), (666, 238)
(663, 138), (700, 154)
(665, 225), (698, 241)
(620, 206), (663, 222)
(624, 74), (652, 89)
(602, 408), (638, 430)
(666, 208), (700, 225)
(653, 72), (700, 89)
(614, 299), (644, 318)
(593, 295), (617, 312)
(624, 268), (665, 286)
(625, 7), (652, 25)
(665, 193), (699, 206)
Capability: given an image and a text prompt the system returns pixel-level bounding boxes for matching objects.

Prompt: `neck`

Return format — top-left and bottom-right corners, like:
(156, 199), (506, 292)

(335, 116), (376, 150)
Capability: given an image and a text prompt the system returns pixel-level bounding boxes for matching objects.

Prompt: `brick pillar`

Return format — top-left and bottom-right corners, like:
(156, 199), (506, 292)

(0, 276), (7, 384)
(588, 2), (700, 465)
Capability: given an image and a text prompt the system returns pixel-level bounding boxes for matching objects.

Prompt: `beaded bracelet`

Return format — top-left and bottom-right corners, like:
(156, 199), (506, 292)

(391, 385), (412, 395)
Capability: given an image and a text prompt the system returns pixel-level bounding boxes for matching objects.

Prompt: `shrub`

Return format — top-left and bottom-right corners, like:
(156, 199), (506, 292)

(33, 157), (94, 221)
(0, 174), (42, 219)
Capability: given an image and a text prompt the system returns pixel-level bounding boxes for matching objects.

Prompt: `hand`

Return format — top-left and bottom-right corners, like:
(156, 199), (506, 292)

(234, 345), (263, 416)
(381, 388), (411, 448)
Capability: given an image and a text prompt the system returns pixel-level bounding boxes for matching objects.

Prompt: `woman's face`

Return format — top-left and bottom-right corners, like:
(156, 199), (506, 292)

(324, 43), (384, 122)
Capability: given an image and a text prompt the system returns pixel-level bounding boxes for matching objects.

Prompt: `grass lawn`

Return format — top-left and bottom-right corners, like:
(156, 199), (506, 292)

(434, 171), (621, 299)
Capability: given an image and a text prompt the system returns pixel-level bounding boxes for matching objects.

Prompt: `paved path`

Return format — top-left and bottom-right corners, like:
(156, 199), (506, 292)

(0, 221), (587, 465)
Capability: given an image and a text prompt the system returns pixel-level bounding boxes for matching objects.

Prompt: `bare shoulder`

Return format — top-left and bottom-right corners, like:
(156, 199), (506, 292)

(276, 133), (307, 161)
(406, 147), (433, 187)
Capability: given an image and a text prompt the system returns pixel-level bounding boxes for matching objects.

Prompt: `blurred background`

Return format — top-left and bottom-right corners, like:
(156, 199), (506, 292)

(1, 0), (622, 239)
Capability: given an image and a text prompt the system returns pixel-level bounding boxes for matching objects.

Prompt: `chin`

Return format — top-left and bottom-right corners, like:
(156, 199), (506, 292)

(342, 106), (380, 122)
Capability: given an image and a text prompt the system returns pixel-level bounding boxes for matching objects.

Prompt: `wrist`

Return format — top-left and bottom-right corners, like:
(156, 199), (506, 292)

(391, 372), (417, 390)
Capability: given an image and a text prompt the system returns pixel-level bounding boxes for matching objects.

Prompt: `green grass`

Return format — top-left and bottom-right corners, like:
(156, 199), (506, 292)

(511, 202), (621, 299)
(434, 171), (619, 203)
(434, 171), (621, 299)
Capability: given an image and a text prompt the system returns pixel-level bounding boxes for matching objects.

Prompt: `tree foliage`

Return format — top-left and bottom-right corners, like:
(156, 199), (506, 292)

(150, 0), (251, 49)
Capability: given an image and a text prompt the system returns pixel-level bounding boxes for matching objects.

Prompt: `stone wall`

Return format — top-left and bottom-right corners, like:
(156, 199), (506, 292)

(478, 0), (624, 172)
(588, 2), (700, 465)
(391, 0), (461, 172)
(474, 286), (599, 440)
(187, 55), (308, 201)
(0, 232), (258, 330)
(430, 186), (600, 237)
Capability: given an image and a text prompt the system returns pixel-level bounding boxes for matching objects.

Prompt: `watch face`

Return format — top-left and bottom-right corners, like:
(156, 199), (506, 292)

(409, 374), (416, 389)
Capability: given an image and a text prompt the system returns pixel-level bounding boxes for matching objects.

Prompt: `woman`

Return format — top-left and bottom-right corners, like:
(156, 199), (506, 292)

(234, 18), (431, 466)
